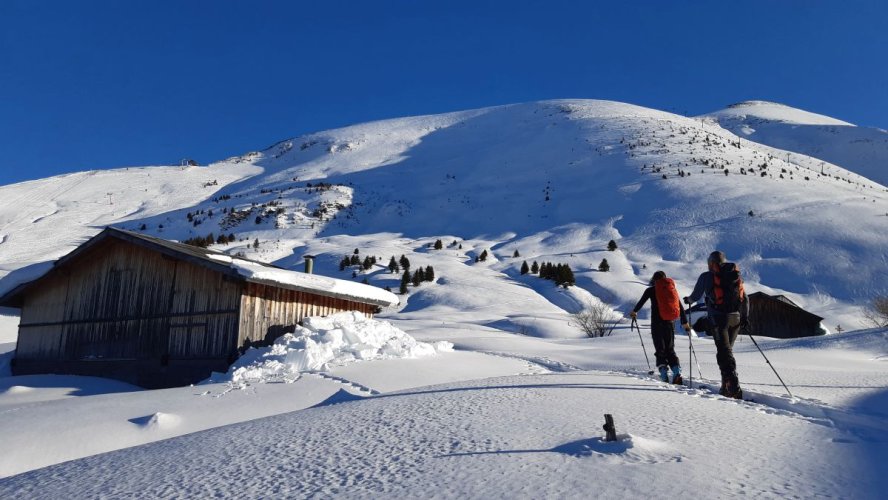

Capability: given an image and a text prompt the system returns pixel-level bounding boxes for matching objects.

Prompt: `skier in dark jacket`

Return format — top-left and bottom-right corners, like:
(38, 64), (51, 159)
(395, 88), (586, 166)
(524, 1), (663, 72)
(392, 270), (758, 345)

(630, 271), (689, 384)
(684, 250), (750, 398)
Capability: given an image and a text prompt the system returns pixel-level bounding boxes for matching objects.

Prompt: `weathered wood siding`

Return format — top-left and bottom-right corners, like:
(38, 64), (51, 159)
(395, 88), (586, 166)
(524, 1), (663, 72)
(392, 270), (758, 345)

(238, 282), (375, 346)
(748, 295), (821, 339)
(16, 238), (242, 362)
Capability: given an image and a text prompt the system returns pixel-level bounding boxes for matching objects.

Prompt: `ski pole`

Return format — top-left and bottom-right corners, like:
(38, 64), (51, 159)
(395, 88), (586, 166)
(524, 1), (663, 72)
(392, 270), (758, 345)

(680, 302), (693, 389)
(632, 317), (654, 375)
(691, 341), (706, 380)
(746, 324), (794, 398)
(682, 303), (707, 380)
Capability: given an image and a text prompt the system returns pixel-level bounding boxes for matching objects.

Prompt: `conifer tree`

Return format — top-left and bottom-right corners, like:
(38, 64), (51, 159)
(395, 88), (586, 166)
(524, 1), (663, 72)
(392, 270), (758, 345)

(388, 256), (399, 273)
(598, 259), (610, 272)
(228, 233), (236, 242)
(479, 249), (489, 261)
(425, 265), (435, 282)
(399, 255), (411, 272)
(434, 239), (443, 250)
(531, 261), (539, 274)
(565, 265), (575, 285)
(339, 257), (349, 271)
(607, 240), (618, 251)
(253, 238), (259, 249)
(400, 271), (411, 294)
(513, 249), (520, 258)
(412, 267), (424, 286)
(520, 261), (530, 275)
(362, 256), (373, 270)
(354, 248), (360, 255)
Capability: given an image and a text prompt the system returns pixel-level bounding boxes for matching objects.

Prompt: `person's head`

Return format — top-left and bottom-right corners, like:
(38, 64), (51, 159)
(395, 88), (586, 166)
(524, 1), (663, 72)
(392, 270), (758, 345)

(708, 250), (726, 270)
(649, 270), (666, 285)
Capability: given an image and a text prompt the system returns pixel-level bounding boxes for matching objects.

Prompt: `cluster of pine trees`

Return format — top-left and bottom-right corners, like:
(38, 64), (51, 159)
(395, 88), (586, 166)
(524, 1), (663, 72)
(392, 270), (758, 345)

(521, 260), (575, 288)
(183, 232), (237, 248)
(339, 248), (378, 271)
(400, 265), (435, 294)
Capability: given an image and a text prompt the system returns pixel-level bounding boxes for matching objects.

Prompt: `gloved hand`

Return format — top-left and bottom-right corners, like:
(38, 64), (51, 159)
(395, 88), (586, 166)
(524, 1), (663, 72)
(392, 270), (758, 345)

(682, 323), (691, 333)
(629, 311), (637, 319)
(683, 296), (691, 305)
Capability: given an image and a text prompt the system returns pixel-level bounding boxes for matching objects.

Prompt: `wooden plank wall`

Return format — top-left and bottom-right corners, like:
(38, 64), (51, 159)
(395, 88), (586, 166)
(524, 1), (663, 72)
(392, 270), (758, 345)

(748, 296), (820, 338)
(17, 238), (242, 361)
(238, 282), (375, 346)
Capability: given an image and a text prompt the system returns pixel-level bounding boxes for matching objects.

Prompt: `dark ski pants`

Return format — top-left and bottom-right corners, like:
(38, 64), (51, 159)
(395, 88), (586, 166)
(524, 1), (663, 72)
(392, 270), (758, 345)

(650, 321), (680, 368)
(711, 313), (741, 387)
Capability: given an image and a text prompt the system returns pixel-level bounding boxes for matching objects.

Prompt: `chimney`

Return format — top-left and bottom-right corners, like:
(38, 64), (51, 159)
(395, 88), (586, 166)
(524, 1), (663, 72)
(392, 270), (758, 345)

(303, 255), (315, 274)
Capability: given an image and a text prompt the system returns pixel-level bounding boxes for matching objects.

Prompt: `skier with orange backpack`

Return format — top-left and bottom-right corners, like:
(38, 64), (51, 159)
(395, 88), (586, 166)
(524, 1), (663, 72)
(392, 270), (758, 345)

(630, 271), (690, 384)
(684, 250), (749, 399)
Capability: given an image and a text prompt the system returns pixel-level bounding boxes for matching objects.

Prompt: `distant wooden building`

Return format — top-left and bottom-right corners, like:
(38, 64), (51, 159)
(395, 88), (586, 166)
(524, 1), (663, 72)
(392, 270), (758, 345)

(747, 292), (825, 339)
(0, 227), (398, 388)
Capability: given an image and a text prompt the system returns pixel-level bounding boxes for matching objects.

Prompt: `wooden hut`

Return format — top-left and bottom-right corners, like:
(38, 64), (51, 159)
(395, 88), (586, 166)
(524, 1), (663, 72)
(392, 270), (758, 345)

(0, 227), (399, 388)
(747, 291), (825, 339)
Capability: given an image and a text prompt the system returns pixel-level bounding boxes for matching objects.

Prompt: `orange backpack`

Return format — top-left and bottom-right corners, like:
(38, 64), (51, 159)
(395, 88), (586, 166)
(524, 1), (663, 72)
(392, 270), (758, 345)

(654, 277), (681, 321)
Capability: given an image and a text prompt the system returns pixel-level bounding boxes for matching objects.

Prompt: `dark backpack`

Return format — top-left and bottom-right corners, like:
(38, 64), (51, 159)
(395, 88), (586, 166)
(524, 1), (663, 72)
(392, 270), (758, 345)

(712, 262), (745, 313)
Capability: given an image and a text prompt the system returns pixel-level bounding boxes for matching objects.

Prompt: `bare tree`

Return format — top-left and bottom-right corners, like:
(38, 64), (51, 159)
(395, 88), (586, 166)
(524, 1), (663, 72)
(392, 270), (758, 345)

(862, 296), (888, 328)
(572, 299), (622, 338)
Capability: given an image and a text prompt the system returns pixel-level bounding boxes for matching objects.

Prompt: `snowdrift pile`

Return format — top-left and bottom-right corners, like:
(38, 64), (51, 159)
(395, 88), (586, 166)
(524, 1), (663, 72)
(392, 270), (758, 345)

(212, 312), (452, 385)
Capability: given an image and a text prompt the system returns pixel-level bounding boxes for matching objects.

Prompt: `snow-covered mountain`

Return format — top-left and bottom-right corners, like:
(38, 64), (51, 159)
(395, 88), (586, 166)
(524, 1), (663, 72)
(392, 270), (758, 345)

(705, 100), (888, 186)
(1, 99), (885, 335)
(1, 99), (887, 497)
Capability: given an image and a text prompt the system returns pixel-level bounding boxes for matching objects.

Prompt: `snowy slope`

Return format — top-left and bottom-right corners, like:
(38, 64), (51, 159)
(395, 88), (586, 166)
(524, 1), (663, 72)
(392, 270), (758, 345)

(2, 329), (886, 498)
(0, 99), (887, 497)
(0, 162), (259, 275)
(705, 100), (888, 186)
(1, 99), (887, 333)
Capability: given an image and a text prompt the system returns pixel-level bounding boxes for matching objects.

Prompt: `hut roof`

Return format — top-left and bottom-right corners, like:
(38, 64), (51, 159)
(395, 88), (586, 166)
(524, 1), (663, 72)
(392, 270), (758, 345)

(0, 227), (399, 308)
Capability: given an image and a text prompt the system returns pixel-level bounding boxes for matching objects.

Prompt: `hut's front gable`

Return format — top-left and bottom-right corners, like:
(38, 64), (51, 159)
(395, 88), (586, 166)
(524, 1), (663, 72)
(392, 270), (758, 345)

(12, 236), (244, 387)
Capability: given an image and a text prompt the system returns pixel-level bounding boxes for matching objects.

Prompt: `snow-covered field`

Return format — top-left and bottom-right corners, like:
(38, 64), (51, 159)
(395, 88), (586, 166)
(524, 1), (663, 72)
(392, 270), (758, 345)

(0, 99), (886, 497)
(1, 320), (885, 497)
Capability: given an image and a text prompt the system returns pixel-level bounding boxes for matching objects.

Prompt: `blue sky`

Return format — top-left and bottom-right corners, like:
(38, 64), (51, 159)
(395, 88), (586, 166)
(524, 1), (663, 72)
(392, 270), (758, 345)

(1, 0), (885, 185)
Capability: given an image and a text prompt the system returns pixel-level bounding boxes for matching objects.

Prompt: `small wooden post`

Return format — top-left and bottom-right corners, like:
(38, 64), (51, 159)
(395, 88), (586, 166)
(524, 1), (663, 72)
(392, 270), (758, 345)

(603, 414), (617, 442)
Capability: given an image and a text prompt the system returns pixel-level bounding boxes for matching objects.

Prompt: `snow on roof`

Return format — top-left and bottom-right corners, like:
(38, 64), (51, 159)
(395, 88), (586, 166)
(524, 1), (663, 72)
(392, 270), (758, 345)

(118, 229), (398, 307)
(228, 258), (399, 307)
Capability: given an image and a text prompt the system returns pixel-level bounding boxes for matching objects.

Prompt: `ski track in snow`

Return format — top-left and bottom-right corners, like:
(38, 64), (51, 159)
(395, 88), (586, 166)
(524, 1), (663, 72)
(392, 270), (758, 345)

(620, 368), (886, 445)
(2, 372), (882, 499)
(307, 371), (382, 396)
(468, 348), (583, 373)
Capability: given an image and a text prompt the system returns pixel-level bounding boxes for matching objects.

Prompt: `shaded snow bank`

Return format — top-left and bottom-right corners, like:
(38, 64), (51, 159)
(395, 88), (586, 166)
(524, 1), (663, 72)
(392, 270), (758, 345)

(209, 312), (452, 385)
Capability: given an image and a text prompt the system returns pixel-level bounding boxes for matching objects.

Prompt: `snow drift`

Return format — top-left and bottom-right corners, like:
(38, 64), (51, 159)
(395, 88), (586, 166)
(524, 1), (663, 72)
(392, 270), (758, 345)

(211, 312), (453, 385)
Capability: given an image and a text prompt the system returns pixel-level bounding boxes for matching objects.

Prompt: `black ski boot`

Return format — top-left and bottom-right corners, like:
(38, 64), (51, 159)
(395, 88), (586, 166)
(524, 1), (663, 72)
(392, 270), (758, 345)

(724, 379), (743, 399)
